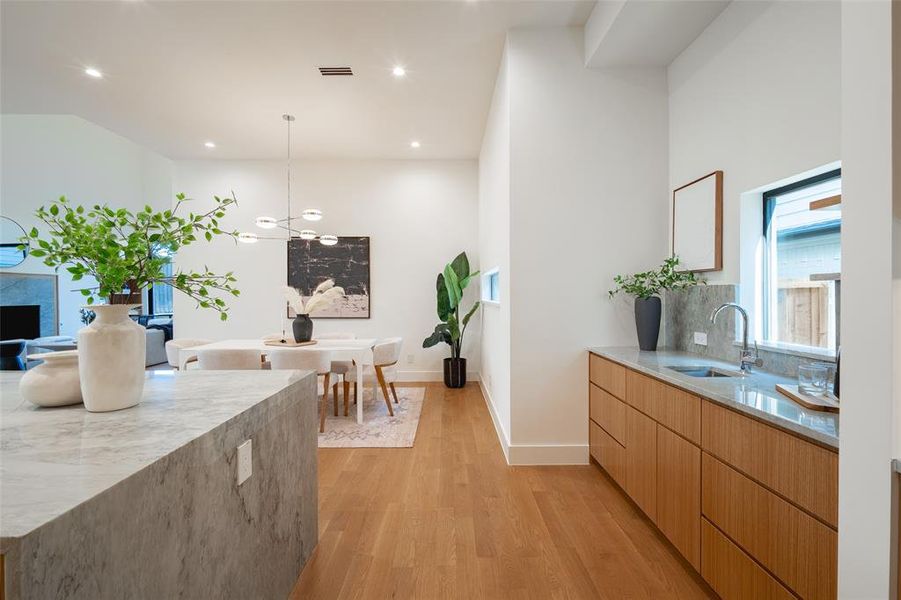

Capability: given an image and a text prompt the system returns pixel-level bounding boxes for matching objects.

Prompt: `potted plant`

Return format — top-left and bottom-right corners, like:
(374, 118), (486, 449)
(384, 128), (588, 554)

(283, 280), (346, 342)
(20, 194), (241, 412)
(423, 252), (479, 388)
(608, 256), (701, 351)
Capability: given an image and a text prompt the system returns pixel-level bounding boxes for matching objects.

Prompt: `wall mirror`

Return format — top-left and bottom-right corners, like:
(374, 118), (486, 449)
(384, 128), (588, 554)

(0, 216), (29, 268)
(672, 170), (723, 272)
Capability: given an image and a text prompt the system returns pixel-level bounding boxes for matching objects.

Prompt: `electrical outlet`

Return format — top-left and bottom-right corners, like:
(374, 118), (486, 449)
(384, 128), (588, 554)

(237, 439), (252, 485)
(406, 354), (415, 365)
(693, 332), (708, 346)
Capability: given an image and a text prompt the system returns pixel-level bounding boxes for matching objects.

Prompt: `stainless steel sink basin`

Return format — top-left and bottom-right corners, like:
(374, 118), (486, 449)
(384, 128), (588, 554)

(666, 365), (743, 378)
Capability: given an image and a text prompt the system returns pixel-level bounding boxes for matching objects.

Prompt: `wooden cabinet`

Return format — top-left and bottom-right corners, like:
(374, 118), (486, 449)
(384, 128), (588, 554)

(625, 369), (659, 418)
(656, 426), (701, 569)
(702, 400), (839, 527)
(589, 354), (626, 398)
(590, 420), (626, 487)
(625, 405), (657, 521)
(701, 519), (796, 600)
(702, 453), (837, 599)
(589, 383), (626, 445)
(658, 385), (701, 445)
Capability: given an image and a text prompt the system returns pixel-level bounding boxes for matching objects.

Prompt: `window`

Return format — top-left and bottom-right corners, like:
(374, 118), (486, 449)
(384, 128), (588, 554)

(482, 269), (500, 304)
(762, 169), (841, 352)
(147, 247), (174, 316)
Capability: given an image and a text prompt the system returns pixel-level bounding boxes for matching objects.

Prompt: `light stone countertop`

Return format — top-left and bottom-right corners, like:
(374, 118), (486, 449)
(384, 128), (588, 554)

(588, 347), (839, 449)
(0, 369), (314, 542)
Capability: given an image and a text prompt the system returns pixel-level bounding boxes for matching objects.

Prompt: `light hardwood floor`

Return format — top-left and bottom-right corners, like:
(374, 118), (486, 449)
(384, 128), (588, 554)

(290, 383), (715, 599)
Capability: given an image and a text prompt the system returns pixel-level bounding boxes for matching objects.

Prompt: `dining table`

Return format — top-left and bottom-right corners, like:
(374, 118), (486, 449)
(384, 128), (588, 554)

(177, 338), (378, 424)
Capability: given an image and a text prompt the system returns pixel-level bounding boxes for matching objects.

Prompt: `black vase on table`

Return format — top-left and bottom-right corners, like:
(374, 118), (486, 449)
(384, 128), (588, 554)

(444, 357), (467, 388)
(292, 314), (313, 343)
(634, 296), (661, 351)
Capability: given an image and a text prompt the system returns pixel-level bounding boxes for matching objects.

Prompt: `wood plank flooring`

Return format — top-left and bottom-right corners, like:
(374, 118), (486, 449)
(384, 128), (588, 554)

(290, 383), (715, 599)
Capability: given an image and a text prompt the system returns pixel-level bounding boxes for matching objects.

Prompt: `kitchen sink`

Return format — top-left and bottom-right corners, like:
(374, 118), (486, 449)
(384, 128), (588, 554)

(666, 365), (743, 378)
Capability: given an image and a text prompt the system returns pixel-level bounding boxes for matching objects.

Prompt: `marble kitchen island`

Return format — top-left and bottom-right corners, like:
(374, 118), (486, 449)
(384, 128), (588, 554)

(0, 369), (319, 600)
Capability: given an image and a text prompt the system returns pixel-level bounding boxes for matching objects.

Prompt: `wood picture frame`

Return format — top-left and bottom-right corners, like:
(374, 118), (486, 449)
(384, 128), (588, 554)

(672, 170), (723, 273)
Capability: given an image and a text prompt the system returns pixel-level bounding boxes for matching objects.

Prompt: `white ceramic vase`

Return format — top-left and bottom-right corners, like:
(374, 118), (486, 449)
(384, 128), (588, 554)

(19, 350), (83, 407)
(78, 304), (146, 412)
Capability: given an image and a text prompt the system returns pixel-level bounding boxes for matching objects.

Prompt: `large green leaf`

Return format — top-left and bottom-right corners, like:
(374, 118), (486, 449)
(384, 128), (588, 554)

(443, 264), (462, 309)
(436, 273), (451, 321)
(462, 301), (480, 327)
(446, 312), (461, 342)
(450, 252), (470, 282)
(422, 323), (451, 348)
(459, 270), (480, 291)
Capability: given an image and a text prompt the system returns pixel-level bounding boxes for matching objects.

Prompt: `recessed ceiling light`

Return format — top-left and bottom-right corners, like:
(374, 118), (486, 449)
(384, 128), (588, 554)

(410, 140), (421, 149)
(84, 67), (103, 79)
(392, 66), (406, 78)
(204, 141), (216, 149)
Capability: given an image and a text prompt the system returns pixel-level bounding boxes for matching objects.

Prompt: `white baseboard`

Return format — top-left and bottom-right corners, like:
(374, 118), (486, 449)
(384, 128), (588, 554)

(479, 379), (511, 463)
(396, 370), (480, 383)
(507, 444), (589, 466)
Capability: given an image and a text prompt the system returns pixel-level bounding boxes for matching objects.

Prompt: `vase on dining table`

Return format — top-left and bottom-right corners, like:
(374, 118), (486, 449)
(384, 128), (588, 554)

(293, 314), (313, 343)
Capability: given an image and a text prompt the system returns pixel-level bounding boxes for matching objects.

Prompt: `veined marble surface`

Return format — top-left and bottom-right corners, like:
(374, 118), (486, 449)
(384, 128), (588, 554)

(1, 369), (310, 541)
(588, 347), (839, 449)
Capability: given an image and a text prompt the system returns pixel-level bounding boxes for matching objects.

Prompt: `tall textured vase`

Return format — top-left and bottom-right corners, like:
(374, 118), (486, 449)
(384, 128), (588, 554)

(292, 314), (313, 343)
(78, 304), (146, 412)
(634, 296), (662, 351)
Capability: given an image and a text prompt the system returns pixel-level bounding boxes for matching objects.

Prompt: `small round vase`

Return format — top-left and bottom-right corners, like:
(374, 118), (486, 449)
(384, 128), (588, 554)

(78, 304), (146, 413)
(19, 350), (83, 407)
(292, 314), (313, 343)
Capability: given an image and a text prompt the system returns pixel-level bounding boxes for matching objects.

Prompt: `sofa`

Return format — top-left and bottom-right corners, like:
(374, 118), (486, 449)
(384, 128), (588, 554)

(24, 329), (168, 368)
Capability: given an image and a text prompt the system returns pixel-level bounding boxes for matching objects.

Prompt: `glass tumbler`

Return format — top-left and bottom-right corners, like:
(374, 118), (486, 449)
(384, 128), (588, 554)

(798, 363), (829, 396)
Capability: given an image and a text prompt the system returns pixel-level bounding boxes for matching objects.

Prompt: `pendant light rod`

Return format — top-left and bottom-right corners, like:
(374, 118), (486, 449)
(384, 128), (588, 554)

(283, 113), (294, 242)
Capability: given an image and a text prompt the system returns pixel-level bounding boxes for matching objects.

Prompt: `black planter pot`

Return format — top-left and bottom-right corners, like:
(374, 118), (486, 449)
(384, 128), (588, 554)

(634, 296), (661, 351)
(292, 314), (313, 343)
(443, 357), (467, 388)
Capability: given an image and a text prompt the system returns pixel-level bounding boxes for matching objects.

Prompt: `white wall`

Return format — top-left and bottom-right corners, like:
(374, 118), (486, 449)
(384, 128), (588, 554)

(839, 1), (896, 596)
(0, 114), (173, 336)
(505, 28), (669, 463)
(668, 0), (841, 284)
(173, 159), (479, 380)
(478, 42), (512, 458)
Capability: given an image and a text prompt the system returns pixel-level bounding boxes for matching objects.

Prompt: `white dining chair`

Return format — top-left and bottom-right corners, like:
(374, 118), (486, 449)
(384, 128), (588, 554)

(345, 337), (403, 416)
(196, 348), (262, 370)
(316, 332), (357, 416)
(165, 338), (212, 369)
(269, 348), (335, 433)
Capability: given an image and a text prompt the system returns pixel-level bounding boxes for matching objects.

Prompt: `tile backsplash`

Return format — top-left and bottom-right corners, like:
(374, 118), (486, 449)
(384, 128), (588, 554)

(662, 284), (833, 378)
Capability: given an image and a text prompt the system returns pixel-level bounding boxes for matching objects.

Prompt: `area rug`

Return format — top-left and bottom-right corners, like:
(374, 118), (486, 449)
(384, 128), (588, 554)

(318, 386), (424, 448)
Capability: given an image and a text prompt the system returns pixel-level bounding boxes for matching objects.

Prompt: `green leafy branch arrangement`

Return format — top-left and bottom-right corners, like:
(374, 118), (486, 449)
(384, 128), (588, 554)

(608, 256), (702, 300)
(422, 252), (480, 359)
(20, 194), (241, 320)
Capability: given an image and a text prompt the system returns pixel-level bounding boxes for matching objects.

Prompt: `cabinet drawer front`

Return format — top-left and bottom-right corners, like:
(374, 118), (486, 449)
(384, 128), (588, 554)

(589, 354), (626, 398)
(702, 401), (838, 527)
(589, 383), (626, 445)
(625, 369), (659, 418)
(659, 385), (701, 444)
(701, 519), (796, 600)
(656, 426), (701, 570)
(625, 405), (657, 521)
(590, 420), (625, 487)
(702, 454), (837, 599)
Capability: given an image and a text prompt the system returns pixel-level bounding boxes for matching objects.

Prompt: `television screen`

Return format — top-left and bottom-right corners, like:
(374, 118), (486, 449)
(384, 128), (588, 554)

(0, 305), (41, 340)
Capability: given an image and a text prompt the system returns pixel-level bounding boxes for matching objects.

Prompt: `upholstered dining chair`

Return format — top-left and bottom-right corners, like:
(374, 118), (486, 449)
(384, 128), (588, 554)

(315, 332), (357, 416)
(165, 338), (212, 369)
(345, 337), (403, 417)
(196, 348), (262, 371)
(268, 348), (334, 433)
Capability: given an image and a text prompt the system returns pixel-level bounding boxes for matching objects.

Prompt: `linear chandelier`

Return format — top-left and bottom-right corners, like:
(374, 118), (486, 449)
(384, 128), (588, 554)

(238, 114), (337, 246)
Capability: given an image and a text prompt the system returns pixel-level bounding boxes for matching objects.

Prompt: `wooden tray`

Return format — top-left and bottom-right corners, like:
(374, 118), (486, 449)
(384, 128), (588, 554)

(263, 339), (318, 347)
(775, 384), (840, 413)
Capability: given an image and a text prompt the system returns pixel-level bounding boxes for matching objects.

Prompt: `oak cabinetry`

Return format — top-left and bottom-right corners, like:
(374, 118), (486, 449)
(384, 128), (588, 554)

(589, 354), (626, 398)
(657, 426), (701, 570)
(624, 404), (658, 521)
(590, 420), (626, 487)
(702, 454), (837, 599)
(701, 519), (797, 600)
(702, 400), (839, 527)
(589, 383), (626, 445)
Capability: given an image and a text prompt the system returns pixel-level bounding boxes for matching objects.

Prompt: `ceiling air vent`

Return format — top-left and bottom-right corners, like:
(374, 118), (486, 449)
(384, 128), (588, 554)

(318, 66), (353, 76)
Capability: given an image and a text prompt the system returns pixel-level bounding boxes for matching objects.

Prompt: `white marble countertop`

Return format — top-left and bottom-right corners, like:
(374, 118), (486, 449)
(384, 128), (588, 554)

(0, 369), (314, 542)
(588, 347), (839, 449)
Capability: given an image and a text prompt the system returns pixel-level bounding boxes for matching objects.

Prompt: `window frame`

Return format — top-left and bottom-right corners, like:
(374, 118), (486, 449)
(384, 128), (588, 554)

(482, 268), (500, 306)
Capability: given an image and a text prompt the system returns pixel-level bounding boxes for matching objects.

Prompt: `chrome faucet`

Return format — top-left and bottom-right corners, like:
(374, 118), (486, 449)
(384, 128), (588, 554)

(710, 303), (763, 373)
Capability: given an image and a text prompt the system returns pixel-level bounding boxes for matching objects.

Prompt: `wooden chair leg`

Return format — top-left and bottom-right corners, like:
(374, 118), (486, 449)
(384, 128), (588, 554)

(375, 366), (394, 416)
(389, 382), (399, 404)
(343, 380), (350, 416)
(354, 382), (358, 404)
(333, 382), (339, 415)
(320, 373), (330, 433)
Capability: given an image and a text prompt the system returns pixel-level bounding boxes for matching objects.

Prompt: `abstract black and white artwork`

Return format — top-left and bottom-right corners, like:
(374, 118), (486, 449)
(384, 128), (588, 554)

(287, 236), (370, 318)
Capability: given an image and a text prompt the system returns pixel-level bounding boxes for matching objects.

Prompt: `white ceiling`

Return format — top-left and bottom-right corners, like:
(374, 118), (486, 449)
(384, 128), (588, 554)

(1, 0), (594, 160)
